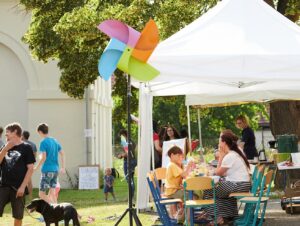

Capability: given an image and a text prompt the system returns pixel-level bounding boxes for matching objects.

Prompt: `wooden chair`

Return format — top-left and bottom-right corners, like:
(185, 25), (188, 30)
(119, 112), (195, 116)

(147, 172), (182, 226)
(155, 167), (167, 180)
(235, 170), (275, 226)
(154, 167), (167, 195)
(183, 177), (217, 226)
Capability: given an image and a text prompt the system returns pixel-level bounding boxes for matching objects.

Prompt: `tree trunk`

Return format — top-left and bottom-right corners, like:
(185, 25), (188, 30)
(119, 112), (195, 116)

(270, 101), (300, 137)
(269, 0), (300, 139)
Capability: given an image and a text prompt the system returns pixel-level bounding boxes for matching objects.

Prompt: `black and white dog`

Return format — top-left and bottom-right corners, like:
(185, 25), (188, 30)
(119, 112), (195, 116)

(26, 198), (80, 226)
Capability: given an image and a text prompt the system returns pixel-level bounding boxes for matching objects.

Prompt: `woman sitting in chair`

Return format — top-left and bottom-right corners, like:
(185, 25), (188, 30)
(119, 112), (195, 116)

(202, 129), (251, 224)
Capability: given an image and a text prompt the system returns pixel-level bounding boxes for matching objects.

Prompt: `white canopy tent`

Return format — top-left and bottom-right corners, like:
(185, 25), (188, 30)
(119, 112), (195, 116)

(136, 0), (300, 210)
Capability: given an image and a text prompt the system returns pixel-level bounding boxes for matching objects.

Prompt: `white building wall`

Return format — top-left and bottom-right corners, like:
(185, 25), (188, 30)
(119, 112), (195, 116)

(0, 1), (112, 188)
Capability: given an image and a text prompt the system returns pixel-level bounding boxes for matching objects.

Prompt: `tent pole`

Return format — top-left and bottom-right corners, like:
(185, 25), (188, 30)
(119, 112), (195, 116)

(187, 105), (192, 151)
(197, 108), (203, 147)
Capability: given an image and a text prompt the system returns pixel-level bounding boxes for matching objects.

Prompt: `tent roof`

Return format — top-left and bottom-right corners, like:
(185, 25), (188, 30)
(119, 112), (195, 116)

(138, 0), (300, 98)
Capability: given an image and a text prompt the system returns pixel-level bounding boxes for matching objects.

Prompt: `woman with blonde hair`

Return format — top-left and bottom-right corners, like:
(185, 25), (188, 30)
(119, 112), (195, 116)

(236, 115), (258, 159)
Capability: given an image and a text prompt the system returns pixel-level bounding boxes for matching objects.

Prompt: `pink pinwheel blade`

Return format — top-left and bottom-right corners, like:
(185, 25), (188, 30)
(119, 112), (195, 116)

(98, 20), (140, 48)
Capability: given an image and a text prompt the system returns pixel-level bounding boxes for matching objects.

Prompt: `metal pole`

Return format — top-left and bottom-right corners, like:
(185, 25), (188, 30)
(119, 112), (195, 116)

(115, 75), (142, 226)
(187, 105), (192, 151)
(127, 74), (133, 226)
(197, 108), (203, 147)
(85, 87), (90, 165)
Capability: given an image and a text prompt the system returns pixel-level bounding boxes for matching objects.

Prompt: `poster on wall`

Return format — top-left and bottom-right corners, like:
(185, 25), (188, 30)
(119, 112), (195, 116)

(78, 165), (99, 190)
(162, 138), (186, 168)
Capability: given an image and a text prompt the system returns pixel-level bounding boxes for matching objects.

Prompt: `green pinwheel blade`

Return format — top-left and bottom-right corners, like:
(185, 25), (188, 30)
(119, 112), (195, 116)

(117, 46), (132, 74)
(117, 46), (159, 81)
(127, 58), (159, 82)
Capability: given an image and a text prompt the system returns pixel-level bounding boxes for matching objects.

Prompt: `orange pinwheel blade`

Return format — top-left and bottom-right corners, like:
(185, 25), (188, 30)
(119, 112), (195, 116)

(132, 19), (159, 62)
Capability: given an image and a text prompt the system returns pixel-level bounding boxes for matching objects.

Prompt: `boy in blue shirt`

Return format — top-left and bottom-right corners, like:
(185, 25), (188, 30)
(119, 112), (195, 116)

(34, 123), (65, 204)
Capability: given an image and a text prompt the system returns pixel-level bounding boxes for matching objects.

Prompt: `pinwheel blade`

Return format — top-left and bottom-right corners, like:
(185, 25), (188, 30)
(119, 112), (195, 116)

(117, 48), (159, 81)
(128, 58), (160, 82)
(132, 19), (159, 62)
(98, 20), (141, 48)
(98, 38), (126, 80)
(117, 46), (133, 74)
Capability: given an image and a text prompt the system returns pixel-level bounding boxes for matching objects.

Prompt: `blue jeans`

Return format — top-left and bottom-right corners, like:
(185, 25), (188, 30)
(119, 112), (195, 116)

(123, 159), (135, 198)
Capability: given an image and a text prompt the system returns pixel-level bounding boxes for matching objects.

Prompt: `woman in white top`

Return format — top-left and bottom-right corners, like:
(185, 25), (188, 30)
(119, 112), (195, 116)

(203, 129), (251, 223)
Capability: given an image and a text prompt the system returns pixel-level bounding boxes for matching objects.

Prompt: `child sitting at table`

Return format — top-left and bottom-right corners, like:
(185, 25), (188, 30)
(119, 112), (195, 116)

(165, 146), (194, 220)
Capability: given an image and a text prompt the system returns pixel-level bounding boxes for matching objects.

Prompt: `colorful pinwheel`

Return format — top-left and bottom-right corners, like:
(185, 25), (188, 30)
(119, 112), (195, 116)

(97, 19), (159, 81)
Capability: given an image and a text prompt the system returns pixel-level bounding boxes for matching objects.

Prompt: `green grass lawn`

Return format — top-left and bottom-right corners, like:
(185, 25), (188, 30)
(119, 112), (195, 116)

(1, 177), (157, 226)
(1, 158), (156, 226)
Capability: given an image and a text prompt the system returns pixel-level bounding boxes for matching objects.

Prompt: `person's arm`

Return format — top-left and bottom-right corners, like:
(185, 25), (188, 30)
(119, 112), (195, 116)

(16, 163), (34, 197)
(181, 161), (194, 178)
(215, 165), (228, 176)
(215, 152), (231, 176)
(0, 142), (15, 164)
(34, 152), (46, 171)
(59, 150), (65, 173)
(154, 140), (162, 154)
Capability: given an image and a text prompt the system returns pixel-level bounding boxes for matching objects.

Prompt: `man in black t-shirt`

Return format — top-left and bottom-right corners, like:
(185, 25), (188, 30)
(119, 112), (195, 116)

(0, 123), (35, 226)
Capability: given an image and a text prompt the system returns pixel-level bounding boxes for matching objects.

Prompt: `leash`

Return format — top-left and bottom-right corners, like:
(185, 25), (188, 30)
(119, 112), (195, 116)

(11, 186), (43, 220)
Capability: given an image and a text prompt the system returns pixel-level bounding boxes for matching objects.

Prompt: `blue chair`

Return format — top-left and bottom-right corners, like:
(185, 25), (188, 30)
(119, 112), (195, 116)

(183, 177), (217, 226)
(235, 170), (275, 226)
(147, 173), (182, 226)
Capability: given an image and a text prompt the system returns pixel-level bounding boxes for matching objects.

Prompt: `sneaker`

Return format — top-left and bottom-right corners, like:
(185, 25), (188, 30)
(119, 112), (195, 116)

(37, 216), (44, 222)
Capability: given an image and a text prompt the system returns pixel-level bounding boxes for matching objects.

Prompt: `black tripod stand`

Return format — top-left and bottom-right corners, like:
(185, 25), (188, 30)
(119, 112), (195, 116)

(115, 74), (142, 226)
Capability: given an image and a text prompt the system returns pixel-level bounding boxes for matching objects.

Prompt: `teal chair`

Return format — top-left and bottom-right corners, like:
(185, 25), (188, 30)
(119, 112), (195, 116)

(235, 170), (275, 226)
(183, 177), (217, 226)
(229, 164), (265, 199)
(230, 165), (265, 224)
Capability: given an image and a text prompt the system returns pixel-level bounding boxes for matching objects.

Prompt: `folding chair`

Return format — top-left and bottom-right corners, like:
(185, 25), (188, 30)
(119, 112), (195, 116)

(183, 177), (217, 226)
(147, 173), (182, 226)
(235, 170), (275, 226)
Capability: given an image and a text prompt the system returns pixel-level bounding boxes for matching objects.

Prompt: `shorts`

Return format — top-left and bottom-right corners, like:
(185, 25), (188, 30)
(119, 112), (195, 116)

(40, 172), (58, 192)
(0, 186), (25, 220)
(167, 189), (184, 200)
(104, 185), (114, 193)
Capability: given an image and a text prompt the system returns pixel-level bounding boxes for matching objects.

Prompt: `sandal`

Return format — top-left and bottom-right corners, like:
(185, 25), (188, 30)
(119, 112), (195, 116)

(206, 216), (224, 225)
(195, 211), (209, 220)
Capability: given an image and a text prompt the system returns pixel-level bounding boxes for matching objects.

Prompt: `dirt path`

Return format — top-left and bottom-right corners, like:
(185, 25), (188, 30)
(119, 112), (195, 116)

(258, 200), (300, 226)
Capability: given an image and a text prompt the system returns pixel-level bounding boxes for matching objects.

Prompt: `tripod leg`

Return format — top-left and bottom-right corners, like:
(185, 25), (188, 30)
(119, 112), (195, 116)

(132, 210), (142, 226)
(114, 209), (129, 226)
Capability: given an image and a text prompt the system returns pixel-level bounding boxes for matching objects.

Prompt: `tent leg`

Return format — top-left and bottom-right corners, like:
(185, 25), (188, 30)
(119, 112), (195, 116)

(197, 108), (202, 147)
(187, 105), (192, 151)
